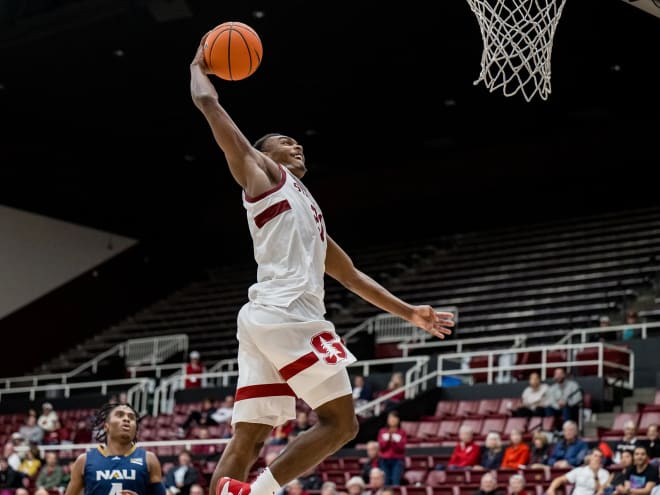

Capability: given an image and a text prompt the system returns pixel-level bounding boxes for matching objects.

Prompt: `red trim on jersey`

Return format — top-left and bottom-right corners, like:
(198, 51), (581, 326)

(235, 383), (296, 401)
(279, 351), (319, 380)
(244, 164), (287, 203)
(254, 199), (291, 228)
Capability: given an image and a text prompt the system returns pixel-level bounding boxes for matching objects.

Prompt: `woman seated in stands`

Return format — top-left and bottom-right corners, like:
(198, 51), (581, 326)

(501, 429), (531, 469)
(474, 432), (504, 471)
(527, 431), (551, 468)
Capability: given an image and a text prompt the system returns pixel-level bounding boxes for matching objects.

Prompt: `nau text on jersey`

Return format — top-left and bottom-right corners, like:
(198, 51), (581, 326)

(95, 469), (137, 480)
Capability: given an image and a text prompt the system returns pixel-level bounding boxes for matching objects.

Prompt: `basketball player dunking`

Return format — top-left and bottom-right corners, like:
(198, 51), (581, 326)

(190, 32), (456, 495)
(64, 403), (165, 495)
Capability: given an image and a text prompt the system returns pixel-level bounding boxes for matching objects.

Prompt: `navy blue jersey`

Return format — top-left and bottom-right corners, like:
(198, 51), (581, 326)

(84, 445), (151, 495)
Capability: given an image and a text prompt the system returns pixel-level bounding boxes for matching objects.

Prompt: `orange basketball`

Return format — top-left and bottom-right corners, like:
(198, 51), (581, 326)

(204, 21), (263, 81)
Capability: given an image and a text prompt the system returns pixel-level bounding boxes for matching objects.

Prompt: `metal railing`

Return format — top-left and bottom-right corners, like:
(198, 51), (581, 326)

(398, 333), (528, 357)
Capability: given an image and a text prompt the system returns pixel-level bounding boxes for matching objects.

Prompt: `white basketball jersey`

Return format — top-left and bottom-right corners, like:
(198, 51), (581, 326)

(242, 164), (328, 315)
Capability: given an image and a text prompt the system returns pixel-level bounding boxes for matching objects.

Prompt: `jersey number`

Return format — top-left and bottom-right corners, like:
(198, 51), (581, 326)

(108, 483), (123, 495)
(310, 204), (325, 241)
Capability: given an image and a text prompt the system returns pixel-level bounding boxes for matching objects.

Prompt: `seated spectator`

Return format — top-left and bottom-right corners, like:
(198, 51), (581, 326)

(604, 449), (633, 495)
(17, 445), (41, 479)
(377, 411), (406, 486)
(612, 419), (640, 465)
(527, 431), (551, 468)
(286, 479), (310, 495)
(374, 372), (405, 410)
(178, 397), (218, 437)
(18, 413), (44, 446)
(546, 447), (609, 495)
(446, 424), (481, 470)
(353, 375), (374, 404)
(269, 421), (294, 446)
(37, 402), (59, 434)
(210, 395), (235, 425)
(298, 465), (323, 492)
(189, 484), (204, 495)
(365, 468), (385, 495)
(547, 420), (589, 468)
(3, 440), (22, 471)
(184, 351), (207, 389)
(321, 482), (337, 495)
(346, 476), (366, 495)
(474, 432), (504, 471)
(545, 367), (583, 427)
(621, 310), (638, 341)
(43, 419), (71, 445)
(639, 424), (660, 461)
(190, 426), (216, 457)
(473, 471), (502, 495)
(288, 410), (312, 441)
(163, 450), (199, 495)
(508, 474), (529, 495)
(513, 372), (550, 418)
(71, 418), (93, 444)
(35, 451), (65, 490)
(0, 455), (25, 490)
(616, 445), (658, 495)
(501, 429), (531, 469)
(360, 441), (384, 483)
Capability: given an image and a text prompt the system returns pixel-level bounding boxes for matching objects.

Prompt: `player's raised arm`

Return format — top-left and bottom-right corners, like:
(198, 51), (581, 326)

(324, 235), (454, 339)
(189, 33), (278, 197)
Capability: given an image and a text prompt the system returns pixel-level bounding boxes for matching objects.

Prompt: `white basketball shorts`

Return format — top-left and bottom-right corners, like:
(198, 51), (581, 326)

(231, 298), (356, 427)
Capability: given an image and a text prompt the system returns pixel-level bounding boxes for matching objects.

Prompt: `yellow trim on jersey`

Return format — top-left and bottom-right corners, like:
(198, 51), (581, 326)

(96, 444), (138, 457)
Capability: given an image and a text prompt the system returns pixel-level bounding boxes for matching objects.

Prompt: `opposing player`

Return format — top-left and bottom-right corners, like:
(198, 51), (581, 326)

(64, 403), (165, 495)
(190, 31), (456, 495)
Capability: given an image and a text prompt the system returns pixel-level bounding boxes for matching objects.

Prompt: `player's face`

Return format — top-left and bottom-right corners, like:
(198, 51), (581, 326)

(266, 136), (306, 177)
(105, 406), (137, 442)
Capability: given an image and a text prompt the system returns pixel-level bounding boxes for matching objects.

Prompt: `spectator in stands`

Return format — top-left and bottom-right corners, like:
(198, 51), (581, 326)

(352, 375), (374, 405)
(71, 418), (93, 444)
(621, 310), (639, 341)
(473, 471), (502, 495)
(211, 395), (235, 425)
(18, 413), (44, 446)
(616, 445), (658, 495)
(360, 441), (384, 483)
(184, 351), (207, 389)
(474, 432), (504, 471)
(286, 479), (310, 495)
(546, 367), (583, 426)
(321, 481), (337, 495)
(189, 484), (205, 495)
(297, 464), (323, 491)
(528, 431), (551, 468)
(164, 449), (199, 495)
(365, 468), (385, 495)
(604, 449), (633, 495)
(35, 451), (65, 490)
(375, 373), (405, 410)
(289, 410), (312, 441)
(547, 420), (589, 468)
(546, 447), (609, 495)
(446, 424), (481, 470)
(269, 420), (294, 446)
(513, 372), (550, 418)
(0, 455), (25, 491)
(17, 445), (41, 479)
(37, 402), (59, 433)
(508, 474), (529, 495)
(179, 397), (219, 437)
(612, 420), (641, 465)
(190, 426), (216, 457)
(3, 440), (22, 471)
(501, 429), (531, 469)
(640, 424), (660, 461)
(346, 476), (366, 495)
(376, 411), (406, 486)
(44, 419), (72, 445)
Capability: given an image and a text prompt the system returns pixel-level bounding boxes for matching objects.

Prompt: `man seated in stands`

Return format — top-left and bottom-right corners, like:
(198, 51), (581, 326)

(473, 471), (502, 495)
(365, 468), (385, 495)
(639, 424), (660, 461)
(352, 375), (374, 406)
(547, 420), (589, 468)
(546, 447), (610, 495)
(447, 424), (481, 470)
(37, 402), (59, 434)
(346, 476), (367, 495)
(474, 432), (504, 471)
(360, 441), (383, 483)
(0, 455), (25, 491)
(546, 367), (583, 427)
(35, 452), (65, 491)
(210, 394), (235, 425)
(18, 413), (44, 445)
(604, 449), (633, 495)
(163, 449), (200, 495)
(513, 372), (550, 418)
(612, 420), (641, 465)
(508, 474), (529, 495)
(615, 446), (658, 495)
(178, 396), (218, 437)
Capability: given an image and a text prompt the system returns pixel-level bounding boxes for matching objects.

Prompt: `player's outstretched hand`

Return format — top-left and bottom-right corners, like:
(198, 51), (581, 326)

(190, 31), (212, 75)
(409, 306), (454, 339)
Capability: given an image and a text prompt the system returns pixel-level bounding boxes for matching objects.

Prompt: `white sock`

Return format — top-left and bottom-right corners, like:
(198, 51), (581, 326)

(250, 468), (282, 495)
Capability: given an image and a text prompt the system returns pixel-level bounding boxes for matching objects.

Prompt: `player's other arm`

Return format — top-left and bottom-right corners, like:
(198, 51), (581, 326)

(63, 453), (86, 495)
(189, 33), (277, 197)
(325, 235), (454, 339)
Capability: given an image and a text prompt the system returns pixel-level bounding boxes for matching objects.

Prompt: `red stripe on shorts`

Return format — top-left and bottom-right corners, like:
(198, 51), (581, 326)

(235, 383), (296, 401)
(254, 199), (291, 228)
(279, 351), (319, 380)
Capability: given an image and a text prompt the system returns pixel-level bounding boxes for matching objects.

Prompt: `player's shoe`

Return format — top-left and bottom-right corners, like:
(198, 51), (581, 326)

(217, 477), (251, 495)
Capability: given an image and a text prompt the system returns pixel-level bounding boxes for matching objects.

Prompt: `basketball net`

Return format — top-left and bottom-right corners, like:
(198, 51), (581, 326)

(465, 0), (568, 102)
